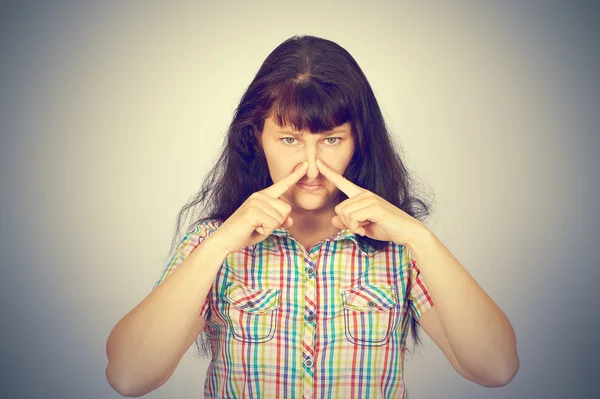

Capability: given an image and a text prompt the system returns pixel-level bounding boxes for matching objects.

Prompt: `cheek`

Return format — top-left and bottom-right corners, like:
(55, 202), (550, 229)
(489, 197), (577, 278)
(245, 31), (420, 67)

(322, 143), (354, 164)
(266, 159), (292, 183)
(319, 157), (350, 175)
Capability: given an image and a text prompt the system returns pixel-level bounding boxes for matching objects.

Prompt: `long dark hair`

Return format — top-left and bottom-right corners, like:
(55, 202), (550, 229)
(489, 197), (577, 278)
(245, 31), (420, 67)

(164, 34), (434, 360)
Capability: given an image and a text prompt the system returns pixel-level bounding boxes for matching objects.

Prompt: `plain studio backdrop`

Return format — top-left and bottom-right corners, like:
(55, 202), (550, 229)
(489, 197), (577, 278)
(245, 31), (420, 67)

(1, 1), (598, 398)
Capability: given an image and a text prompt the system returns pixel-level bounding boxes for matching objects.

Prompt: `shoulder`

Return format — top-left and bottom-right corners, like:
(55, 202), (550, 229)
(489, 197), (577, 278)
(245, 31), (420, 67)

(377, 241), (413, 267)
(191, 218), (224, 235)
(173, 219), (224, 251)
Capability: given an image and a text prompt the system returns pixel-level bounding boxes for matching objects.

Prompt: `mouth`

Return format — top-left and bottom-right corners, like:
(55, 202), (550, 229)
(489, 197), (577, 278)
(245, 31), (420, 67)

(297, 182), (323, 191)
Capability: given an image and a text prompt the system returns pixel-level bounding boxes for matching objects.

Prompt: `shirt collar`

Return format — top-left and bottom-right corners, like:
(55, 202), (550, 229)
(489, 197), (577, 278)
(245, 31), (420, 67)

(270, 227), (371, 255)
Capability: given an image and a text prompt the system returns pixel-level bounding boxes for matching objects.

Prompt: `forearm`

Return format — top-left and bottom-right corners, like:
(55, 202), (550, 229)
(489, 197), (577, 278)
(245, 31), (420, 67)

(406, 224), (519, 384)
(105, 233), (230, 395)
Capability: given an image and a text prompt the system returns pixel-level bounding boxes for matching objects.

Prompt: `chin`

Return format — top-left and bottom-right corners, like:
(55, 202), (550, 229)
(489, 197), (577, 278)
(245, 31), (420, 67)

(290, 195), (332, 212)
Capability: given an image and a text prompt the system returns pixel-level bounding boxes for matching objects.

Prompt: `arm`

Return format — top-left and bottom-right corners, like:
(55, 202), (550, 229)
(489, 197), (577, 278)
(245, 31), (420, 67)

(406, 224), (519, 387)
(417, 307), (497, 386)
(105, 232), (230, 397)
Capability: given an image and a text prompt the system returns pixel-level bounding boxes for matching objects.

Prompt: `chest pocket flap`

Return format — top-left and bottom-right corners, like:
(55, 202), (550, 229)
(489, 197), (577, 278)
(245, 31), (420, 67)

(224, 282), (281, 314)
(341, 284), (398, 311)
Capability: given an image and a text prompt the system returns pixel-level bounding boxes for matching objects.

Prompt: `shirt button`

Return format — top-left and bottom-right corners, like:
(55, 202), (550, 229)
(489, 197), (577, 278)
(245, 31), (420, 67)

(306, 314), (315, 322)
(306, 267), (315, 276)
(304, 359), (313, 367)
(247, 301), (254, 308)
(367, 301), (376, 308)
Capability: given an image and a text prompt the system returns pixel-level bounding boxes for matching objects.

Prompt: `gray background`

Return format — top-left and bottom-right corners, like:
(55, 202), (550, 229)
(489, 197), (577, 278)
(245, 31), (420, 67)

(1, 1), (598, 398)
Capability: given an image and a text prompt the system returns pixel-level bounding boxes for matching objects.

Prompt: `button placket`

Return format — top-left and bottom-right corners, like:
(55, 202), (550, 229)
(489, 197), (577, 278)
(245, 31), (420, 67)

(302, 255), (317, 398)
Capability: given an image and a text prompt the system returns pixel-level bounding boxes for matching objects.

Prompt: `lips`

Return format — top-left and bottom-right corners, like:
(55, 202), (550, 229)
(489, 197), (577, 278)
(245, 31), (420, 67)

(297, 182), (323, 191)
(299, 183), (322, 187)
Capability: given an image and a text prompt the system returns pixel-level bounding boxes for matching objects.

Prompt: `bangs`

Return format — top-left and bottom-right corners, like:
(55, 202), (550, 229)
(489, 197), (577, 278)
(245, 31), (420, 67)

(266, 78), (358, 134)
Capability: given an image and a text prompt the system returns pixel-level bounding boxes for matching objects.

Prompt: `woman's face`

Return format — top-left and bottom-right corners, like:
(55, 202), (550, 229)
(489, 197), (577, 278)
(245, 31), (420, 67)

(260, 116), (355, 213)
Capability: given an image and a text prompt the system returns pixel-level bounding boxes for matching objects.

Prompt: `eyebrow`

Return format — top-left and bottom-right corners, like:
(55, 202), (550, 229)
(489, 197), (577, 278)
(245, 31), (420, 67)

(277, 127), (348, 136)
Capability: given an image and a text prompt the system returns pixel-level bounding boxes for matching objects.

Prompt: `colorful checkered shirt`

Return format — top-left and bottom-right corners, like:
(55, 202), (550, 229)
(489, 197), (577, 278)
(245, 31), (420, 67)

(153, 218), (435, 399)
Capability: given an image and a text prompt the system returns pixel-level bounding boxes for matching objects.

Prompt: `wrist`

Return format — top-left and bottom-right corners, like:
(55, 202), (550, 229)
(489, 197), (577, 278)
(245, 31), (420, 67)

(405, 221), (432, 253)
(203, 232), (232, 258)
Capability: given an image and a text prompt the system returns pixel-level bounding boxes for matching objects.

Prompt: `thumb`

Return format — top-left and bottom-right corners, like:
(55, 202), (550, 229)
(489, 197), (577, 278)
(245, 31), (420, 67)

(331, 215), (346, 230)
(283, 216), (294, 228)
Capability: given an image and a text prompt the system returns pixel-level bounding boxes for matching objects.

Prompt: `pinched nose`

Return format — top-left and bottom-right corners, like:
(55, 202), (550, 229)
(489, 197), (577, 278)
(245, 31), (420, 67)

(293, 162), (307, 172)
(304, 157), (321, 180)
(293, 157), (321, 180)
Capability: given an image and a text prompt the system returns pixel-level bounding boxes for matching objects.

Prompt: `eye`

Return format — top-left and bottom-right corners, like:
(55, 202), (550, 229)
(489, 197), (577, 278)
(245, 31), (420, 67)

(279, 137), (342, 146)
(325, 137), (341, 145)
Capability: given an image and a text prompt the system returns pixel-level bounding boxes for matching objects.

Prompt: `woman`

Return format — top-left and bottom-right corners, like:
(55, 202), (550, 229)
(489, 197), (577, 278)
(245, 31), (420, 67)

(106, 34), (519, 398)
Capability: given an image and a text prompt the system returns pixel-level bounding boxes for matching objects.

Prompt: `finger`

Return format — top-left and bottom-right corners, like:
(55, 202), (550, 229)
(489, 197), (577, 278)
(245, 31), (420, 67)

(336, 205), (352, 233)
(336, 215), (367, 236)
(261, 160), (308, 198)
(331, 207), (371, 234)
(253, 208), (283, 235)
(315, 158), (362, 198)
(338, 201), (370, 230)
(332, 212), (368, 235)
(334, 198), (359, 232)
(269, 197), (294, 220)
(252, 193), (292, 218)
(282, 215), (293, 228)
(252, 193), (294, 227)
(331, 215), (347, 230)
(332, 198), (353, 230)
(345, 205), (371, 231)
(255, 201), (287, 228)
(274, 196), (294, 227)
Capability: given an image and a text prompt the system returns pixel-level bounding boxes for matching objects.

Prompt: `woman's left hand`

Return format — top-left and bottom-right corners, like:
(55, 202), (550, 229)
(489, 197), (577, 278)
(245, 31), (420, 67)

(316, 158), (426, 247)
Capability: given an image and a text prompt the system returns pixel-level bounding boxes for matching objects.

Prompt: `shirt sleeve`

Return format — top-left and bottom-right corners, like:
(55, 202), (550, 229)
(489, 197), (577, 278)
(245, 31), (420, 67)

(407, 248), (435, 319)
(152, 219), (221, 321)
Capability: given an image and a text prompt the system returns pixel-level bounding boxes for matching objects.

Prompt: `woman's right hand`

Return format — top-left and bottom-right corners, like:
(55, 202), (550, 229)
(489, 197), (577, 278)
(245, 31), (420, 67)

(212, 161), (308, 254)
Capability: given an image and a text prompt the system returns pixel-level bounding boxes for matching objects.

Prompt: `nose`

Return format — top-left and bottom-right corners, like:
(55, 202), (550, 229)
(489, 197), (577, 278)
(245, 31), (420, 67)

(305, 159), (320, 179)
(304, 149), (320, 180)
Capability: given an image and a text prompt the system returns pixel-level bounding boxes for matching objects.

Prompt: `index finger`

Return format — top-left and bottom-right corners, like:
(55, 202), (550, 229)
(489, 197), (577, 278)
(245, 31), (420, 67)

(316, 158), (363, 198)
(261, 160), (308, 198)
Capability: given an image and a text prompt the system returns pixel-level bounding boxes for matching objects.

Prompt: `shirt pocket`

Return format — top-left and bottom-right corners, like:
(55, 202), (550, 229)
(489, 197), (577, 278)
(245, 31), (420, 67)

(340, 283), (401, 346)
(223, 281), (281, 343)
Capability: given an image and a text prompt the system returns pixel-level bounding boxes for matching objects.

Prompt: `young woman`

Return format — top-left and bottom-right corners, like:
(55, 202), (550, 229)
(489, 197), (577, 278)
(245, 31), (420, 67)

(106, 35), (519, 398)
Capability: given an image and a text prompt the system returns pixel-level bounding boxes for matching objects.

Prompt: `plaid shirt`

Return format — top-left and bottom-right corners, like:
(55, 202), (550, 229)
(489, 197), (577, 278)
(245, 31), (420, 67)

(153, 218), (435, 399)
